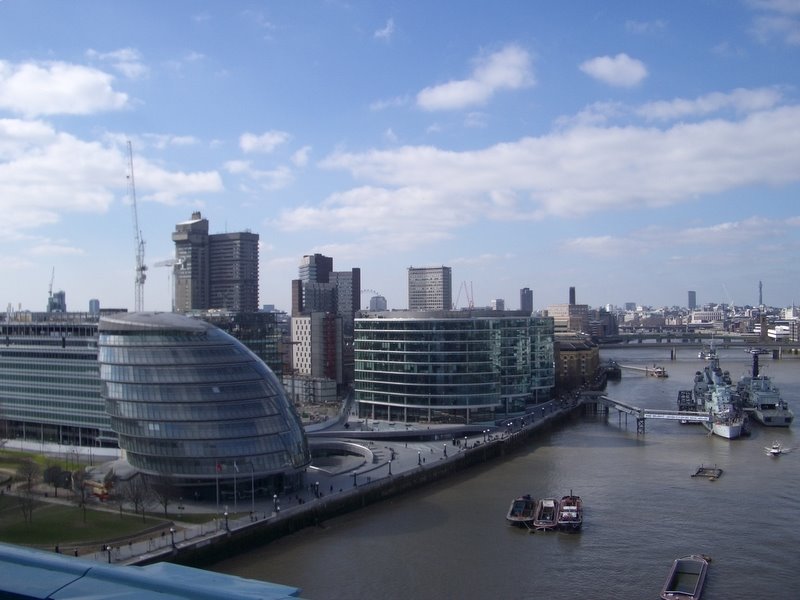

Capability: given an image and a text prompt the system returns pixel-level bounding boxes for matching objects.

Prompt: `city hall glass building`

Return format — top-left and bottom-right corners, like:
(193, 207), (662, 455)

(98, 312), (310, 491)
(354, 311), (554, 424)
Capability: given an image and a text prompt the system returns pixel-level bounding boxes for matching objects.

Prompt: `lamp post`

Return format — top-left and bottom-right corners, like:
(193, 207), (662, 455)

(273, 494), (279, 514)
(417, 451), (421, 466)
(352, 472), (357, 487)
(169, 527), (175, 549)
(443, 444), (447, 458)
(105, 545), (112, 564)
(315, 481), (320, 498)
(464, 435), (467, 449)
(224, 511), (229, 531)
(388, 459), (392, 476)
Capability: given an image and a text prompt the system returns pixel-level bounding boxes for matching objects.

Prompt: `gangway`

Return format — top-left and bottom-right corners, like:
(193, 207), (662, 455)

(579, 392), (709, 434)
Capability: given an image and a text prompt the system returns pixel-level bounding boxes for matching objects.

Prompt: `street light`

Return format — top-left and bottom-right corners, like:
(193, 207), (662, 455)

(224, 511), (229, 531)
(464, 435), (467, 449)
(105, 545), (112, 564)
(417, 451), (421, 465)
(315, 481), (320, 498)
(388, 459), (392, 476)
(169, 527), (176, 549)
(443, 444), (447, 458)
(273, 494), (279, 513)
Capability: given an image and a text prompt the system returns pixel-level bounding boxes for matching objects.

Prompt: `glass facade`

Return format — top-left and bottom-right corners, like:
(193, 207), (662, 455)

(0, 318), (115, 447)
(98, 313), (310, 487)
(354, 311), (554, 424)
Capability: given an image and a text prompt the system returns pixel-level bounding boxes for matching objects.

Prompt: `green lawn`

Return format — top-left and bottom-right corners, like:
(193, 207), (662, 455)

(0, 495), (166, 548)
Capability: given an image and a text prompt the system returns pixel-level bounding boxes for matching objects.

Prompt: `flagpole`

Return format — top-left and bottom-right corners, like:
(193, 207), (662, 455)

(234, 461), (238, 514)
(250, 462), (255, 518)
(215, 461), (220, 517)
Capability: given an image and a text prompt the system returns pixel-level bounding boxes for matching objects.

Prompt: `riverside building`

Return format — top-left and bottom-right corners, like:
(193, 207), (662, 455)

(354, 310), (554, 424)
(98, 312), (310, 493)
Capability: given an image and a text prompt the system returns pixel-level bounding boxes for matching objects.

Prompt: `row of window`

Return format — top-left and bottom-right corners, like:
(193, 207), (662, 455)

(118, 432), (290, 458)
(98, 344), (247, 365)
(106, 398), (273, 421)
(99, 363), (263, 384)
(103, 381), (277, 403)
(110, 414), (290, 440)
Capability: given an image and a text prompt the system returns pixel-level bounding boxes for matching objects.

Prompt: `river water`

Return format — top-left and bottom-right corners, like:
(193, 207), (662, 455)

(213, 347), (799, 599)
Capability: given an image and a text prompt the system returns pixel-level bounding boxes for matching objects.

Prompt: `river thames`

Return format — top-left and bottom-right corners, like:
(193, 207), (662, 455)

(213, 347), (799, 599)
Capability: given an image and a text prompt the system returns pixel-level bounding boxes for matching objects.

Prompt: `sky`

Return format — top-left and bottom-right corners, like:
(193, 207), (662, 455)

(1, 0), (799, 315)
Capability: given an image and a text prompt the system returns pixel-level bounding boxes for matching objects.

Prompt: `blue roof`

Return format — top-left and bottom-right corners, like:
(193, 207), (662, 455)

(0, 543), (304, 599)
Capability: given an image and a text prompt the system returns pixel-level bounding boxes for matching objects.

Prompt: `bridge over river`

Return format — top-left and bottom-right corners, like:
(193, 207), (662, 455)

(579, 390), (709, 434)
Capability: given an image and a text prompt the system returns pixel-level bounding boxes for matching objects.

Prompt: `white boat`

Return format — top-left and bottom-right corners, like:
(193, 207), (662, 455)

(660, 554), (709, 600)
(764, 441), (792, 456)
(737, 351), (794, 427)
(557, 492), (583, 532)
(532, 498), (559, 531)
(692, 358), (745, 440)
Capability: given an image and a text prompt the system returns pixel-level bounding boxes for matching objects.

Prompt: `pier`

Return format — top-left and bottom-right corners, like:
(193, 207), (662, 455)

(579, 391), (709, 434)
(617, 363), (669, 378)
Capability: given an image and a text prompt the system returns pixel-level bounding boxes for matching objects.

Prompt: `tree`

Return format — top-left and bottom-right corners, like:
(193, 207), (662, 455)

(116, 475), (153, 522)
(16, 459), (41, 523)
(148, 474), (179, 518)
(71, 468), (89, 522)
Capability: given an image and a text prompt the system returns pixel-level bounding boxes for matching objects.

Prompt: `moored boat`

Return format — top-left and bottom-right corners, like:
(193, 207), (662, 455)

(660, 554), (709, 600)
(692, 357), (745, 440)
(532, 497), (559, 531)
(648, 365), (668, 378)
(737, 350), (794, 427)
(557, 492), (582, 531)
(506, 494), (536, 526)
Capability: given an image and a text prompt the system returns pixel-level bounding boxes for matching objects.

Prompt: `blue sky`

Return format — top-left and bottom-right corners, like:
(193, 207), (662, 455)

(1, 1), (799, 314)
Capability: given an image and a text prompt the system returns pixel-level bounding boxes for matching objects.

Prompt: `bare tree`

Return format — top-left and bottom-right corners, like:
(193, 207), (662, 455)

(148, 474), (179, 517)
(16, 459), (41, 523)
(71, 468), (89, 522)
(116, 475), (153, 522)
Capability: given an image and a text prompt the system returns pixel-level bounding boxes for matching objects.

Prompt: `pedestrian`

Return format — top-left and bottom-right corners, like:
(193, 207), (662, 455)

(73, 549), (78, 557)
(54, 544), (60, 554)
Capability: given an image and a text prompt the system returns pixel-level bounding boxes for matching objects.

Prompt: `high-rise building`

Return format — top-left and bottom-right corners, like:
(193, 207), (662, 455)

(688, 290), (697, 310)
(520, 288), (533, 313)
(369, 294), (388, 311)
(569, 286), (576, 306)
(408, 266), (452, 311)
(172, 212), (259, 313)
(89, 299), (100, 316)
(491, 299), (505, 311)
(298, 253), (333, 284)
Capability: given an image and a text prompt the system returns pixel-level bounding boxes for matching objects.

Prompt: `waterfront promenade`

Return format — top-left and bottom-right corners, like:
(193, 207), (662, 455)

(75, 398), (572, 567)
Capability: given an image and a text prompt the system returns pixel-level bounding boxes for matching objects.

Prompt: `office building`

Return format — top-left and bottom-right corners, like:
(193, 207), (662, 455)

(569, 286), (576, 306)
(172, 212), (259, 313)
(0, 314), (116, 448)
(99, 312), (310, 491)
(89, 299), (100, 316)
(688, 290), (697, 310)
(369, 294), (387, 311)
(520, 288), (533, 313)
(354, 310), (554, 424)
(407, 266), (452, 311)
(491, 299), (505, 311)
(290, 312), (344, 384)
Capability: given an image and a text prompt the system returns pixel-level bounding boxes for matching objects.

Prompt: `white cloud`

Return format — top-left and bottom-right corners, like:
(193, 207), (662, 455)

(374, 18), (395, 41)
(239, 130), (291, 153)
(86, 47), (148, 79)
(417, 45), (534, 111)
(291, 146), (311, 167)
(142, 133), (199, 149)
(383, 128), (398, 143)
(625, 19), (668, 34)
(369, 95), (410, 111)
(224, 159), (293, 190)
(579, 53), (648, 87)
(747, 0), (800, 44)
(29, 242), (86, 257)
(0, 122), (222, 236)
(637, 87), (783, 120)
(0, 60), (129, 117)
(295, 104), (800, 248)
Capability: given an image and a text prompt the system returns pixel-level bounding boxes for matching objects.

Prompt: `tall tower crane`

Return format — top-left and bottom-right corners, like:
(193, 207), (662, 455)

(127, 141), (147, 312)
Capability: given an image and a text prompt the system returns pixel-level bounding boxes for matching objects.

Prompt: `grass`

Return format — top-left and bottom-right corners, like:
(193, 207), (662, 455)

(0, 495), (167, 549)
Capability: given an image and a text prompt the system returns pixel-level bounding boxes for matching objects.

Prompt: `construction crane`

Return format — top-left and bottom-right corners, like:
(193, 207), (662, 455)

(127, 141), (147, 312)
(153, 258), (184, 312)
(454, 281), (474, 310)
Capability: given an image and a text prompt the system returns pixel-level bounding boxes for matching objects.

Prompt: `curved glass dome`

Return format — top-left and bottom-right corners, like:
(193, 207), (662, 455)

(98, 312), (310, 483)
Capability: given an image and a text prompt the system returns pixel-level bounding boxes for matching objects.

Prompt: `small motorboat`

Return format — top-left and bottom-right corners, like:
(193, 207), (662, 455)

(506, 494), (536, 526)
(532, 498), (559, 531)
(660, 554), (709, 600)
(764, 441), (790, 456)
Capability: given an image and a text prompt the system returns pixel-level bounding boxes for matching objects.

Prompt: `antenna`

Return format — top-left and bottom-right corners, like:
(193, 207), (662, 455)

(127, 141), (147, 312)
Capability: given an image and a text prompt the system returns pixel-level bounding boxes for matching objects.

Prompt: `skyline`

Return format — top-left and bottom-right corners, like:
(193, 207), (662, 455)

(1, 1), (799, 314)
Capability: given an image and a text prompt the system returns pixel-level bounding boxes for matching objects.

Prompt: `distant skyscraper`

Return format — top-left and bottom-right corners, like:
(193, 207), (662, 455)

(759, 280), (763, 306)
(569, 286), (576, 306)
(688, 290), (697, 310)
(369, 295), (388, 311)
(89, 299), (100, 316)
(491, 299), (505, 311)
(298, 253), (333, 284)
(520, 288), (533, 313)
(408, 266), (452, 311)
(172, 212), (259, 313)
(47, 290), (66, 313)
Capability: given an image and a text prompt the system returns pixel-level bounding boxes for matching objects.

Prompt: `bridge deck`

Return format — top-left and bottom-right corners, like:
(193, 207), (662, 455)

(582, 393), (710, 423)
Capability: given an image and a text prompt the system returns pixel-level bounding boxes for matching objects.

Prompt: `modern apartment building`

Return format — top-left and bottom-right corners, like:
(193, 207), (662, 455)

(520, 287), (533, 313)
(354, 310), (554, 424)
(407, 266), (452, 311)
(172, 212), (259, 313)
